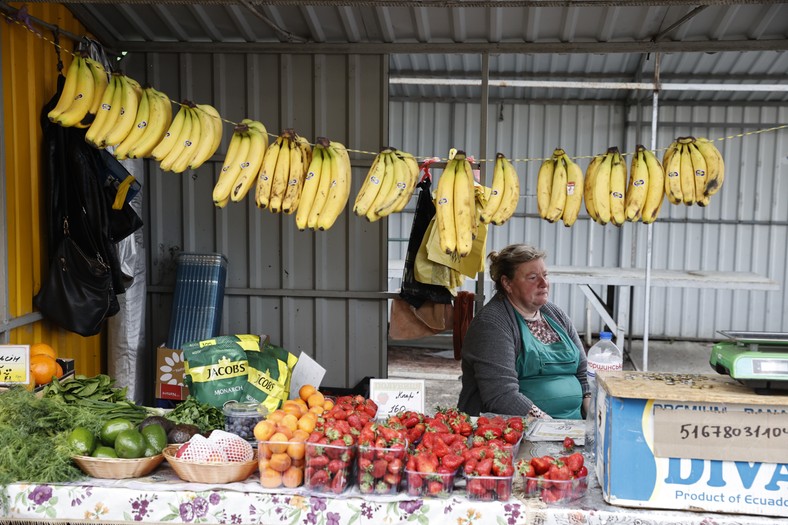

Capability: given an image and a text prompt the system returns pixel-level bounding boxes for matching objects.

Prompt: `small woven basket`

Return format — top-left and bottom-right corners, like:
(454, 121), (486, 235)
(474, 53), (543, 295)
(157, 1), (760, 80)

(72, 454), (165, 479)
(163, 445), (258, 483)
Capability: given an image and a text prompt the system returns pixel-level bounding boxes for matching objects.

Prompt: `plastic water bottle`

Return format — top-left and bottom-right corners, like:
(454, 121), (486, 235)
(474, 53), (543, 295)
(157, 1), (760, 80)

(585, 331), (623, 461)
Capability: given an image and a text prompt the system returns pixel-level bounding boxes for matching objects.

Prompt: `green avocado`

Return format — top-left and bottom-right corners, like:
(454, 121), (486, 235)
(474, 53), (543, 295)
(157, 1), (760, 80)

(114, 428), (146, 459)
(91, 445), (118, 458)
(141, 424), (168, 454)
(99, 418), (135, 447)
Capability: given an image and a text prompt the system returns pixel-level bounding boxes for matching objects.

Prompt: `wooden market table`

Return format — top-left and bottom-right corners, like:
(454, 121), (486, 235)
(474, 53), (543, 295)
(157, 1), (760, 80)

(2, 461), (783, 525)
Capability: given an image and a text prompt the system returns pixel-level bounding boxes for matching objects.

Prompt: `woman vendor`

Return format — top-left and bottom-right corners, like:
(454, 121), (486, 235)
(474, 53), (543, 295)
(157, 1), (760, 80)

(457, 244), (591, 419)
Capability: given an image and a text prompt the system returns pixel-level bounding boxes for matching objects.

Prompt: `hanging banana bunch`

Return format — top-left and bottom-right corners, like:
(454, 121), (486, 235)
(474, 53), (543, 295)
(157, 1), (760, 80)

(479, 153), (520, 226)
(662, 136), (725, 207)
(353, 148), (419, 221)
(536, 149), (584, 227)
(293, 137), (351, 231)
(47, 53), (109, 129)
(211, 119), (268, 206)
(434, 150), (478, 257)
(624, 145), (666, 223)
(583, 147), (626, 226)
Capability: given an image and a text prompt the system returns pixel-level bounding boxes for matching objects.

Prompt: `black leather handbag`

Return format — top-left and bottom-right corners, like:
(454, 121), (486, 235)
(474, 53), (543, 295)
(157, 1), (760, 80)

(33, 219), (113, 337)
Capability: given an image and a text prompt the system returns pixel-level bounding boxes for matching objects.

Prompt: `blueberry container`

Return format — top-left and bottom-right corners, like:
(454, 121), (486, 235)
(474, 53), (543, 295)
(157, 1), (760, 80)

(223, 401), (267, 443)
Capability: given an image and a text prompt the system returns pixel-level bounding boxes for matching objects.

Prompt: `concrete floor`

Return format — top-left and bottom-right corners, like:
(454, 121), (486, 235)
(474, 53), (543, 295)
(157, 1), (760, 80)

(387, 338), (720, 415)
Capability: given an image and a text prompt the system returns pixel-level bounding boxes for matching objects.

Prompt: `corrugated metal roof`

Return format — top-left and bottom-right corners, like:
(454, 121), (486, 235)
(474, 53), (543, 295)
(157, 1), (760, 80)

(59, 1), (787, 103)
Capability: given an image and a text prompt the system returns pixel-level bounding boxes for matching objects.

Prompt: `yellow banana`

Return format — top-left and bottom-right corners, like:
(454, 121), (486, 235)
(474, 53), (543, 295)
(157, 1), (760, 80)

(231, 126), (267, 202)
(353, 150), (388, 217)
(103, 75), (140, 147)
(54, 56), (95, 127)
(47, 55), (82, 122)
(114, 87), (150, 160)
(256, 135), (283, 209)
(160, 106), (194, 172)
(453, 154), (474, 257)
(392, 150), (420, 213)
(213, 128), (246, 205)
(687, 141), (708, 205)
(317, 142), (352, 231)
(536, 156), (554, 219)
(151, 103), (188, 161)
(366, 152), (396, 223)
(308, 140), (334, 230)
(128, 89), (172, 159)
(281, 135), (306, 214)
(435, 158), (457, 255)
(287, 136), (313, 213)
(678, 140), (696, 205)
(189, 104), (225, 170)
(296, 146), (324, 230)
(625, 146), (649, 222)
(480, 153), (506, 224)
(593, 150), (614, 225)
(695, 137), (725, 197)
(584, 154), (603, 223)
(641, 148), (665, 224)
(545, 149), (567, 223)
(490, 156), (520, 226)
(375, 152), (411, 217)
(85, 73), (120, 147)
(562, 154), (584, 227)
(663, 142), (683, 205)
(269, 135), (292, 213)
(610, 149), (627, 226)
(84, 57), (109, 117)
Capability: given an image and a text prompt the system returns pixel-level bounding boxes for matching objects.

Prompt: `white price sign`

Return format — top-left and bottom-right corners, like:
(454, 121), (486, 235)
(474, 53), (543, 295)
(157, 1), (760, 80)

(369, 379), (425, 418)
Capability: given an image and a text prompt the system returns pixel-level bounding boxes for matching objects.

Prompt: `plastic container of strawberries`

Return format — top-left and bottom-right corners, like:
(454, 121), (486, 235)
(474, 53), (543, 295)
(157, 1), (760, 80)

(404, 468), (457, 498)
(304, 442), (356, 495)
(465, 473), (514, 501)
(518, 473), (588, 504)
(357, 444), (407, 495)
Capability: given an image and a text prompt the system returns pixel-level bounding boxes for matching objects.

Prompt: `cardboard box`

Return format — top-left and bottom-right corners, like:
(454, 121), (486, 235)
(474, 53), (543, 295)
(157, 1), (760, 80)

(595, 371), (788, 518)
(155, 345), (189, 400)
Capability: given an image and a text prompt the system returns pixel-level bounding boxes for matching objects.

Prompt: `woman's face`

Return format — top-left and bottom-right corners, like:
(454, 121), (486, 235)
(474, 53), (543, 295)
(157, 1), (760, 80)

(502, 257), (549, 311)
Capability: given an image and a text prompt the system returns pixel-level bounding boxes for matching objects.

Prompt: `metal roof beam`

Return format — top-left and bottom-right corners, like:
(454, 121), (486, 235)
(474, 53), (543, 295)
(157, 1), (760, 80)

(114, 38), (788, 54)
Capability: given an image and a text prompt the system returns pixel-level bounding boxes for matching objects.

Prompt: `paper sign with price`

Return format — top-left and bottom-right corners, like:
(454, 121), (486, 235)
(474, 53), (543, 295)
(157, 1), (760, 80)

(369, 379), (425, 418)
(0, 345), (30, 385)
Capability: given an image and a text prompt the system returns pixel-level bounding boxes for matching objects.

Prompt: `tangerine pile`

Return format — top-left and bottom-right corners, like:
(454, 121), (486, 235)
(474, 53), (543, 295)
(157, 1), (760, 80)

(29, 343), (62, 386)
(254, 384), (334, 489)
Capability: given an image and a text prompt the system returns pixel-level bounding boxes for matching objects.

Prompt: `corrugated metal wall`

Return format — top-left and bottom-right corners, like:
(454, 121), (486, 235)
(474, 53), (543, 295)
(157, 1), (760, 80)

(122, 52), (389, 394)
(388, 100), (787, 339)
(1, 3), (104, 375)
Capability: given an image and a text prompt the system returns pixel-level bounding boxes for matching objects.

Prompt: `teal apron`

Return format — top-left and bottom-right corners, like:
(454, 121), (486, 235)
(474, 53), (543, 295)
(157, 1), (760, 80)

(515, 313), (582, 419)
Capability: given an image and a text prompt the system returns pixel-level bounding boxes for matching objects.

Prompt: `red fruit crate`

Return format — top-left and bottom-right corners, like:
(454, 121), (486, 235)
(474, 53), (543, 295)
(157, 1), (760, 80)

(304, 442), (356, 495)
(404, 468), (457, 498)
(357, 444), (407, 495)
(464, 474), (513, 501)
(518, 473), (589, 504)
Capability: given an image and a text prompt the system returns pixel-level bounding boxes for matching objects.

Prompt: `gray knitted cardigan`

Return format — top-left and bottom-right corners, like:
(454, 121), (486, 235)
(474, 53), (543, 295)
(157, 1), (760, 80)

(457, 292), (590, 417)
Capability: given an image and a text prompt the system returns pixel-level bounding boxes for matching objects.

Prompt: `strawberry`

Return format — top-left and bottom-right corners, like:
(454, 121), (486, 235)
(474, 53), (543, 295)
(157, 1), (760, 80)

(565, 452), (584, 473)
(309, 469), (329, 487)
(506, 417), (524, 432)
(530, 456), (552, 475)
(441, 453), (464, 471)
(372, 459), (387, 478)
(562, 436), (576, 452)
(476, 458), (493, 476)
(327, 459), (345, 474)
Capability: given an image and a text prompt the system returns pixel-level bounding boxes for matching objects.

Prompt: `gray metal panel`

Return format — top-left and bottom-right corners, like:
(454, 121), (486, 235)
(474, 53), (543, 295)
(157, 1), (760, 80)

(388, 99), (787, 340)
(127, 51), (389, 390)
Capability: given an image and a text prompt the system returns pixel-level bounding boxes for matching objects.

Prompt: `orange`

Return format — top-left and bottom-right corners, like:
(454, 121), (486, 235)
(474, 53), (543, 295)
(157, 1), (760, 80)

(297, 413), (317, 434)
(55, 361), (64, 378)
(322, 399), (335, 411)
(298, 384), (317, 402)
(282, 403), (305, 418)
(292, 429), (310, 443)
(30, 354), (58, 386)
(30, 343), (56, 359)
(286, 441), (305, 461)
(269, 452), (292, 472)
(309, 406), (325, 416)
(267, 410), (285, 424)
(307, 391), (325, 409)
(260, 467), (283, 489)
(268, 432), (290, 454)
(275, 424), (294, 440)
(280, 413), (299, 433)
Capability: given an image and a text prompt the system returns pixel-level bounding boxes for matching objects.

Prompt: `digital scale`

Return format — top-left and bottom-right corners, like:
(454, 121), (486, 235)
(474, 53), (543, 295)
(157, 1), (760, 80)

(709, 331), (788, 394)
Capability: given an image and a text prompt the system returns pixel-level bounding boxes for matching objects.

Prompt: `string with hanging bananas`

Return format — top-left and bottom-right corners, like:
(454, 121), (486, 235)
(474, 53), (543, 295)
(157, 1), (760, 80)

(47, 53), (109, 129)
(535, 149), (585, 227)
(294, 137), (352, 231)
(582, 146), (627, 226)
(662, 136), (725, 208)
(623, 145), (666, 224)
(255, 129), (312, 213)
(434, 150), (479, 257)
(210, 119), (268, 206)
(478, 153), (520, 226)
(353, 148), (420, 221)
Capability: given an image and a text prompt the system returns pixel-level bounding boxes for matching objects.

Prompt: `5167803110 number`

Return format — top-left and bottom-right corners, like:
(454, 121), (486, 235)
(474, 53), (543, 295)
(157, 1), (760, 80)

(679, 423), (788, 440)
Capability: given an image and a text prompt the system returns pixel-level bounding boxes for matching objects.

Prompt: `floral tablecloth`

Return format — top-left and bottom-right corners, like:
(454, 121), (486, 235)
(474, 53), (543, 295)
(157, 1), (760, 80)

(1, 462), (782, 525)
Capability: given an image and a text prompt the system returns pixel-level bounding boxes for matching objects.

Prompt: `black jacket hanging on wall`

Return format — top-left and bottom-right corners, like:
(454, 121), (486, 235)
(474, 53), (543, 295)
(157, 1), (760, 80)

(35, 74), (143, 334)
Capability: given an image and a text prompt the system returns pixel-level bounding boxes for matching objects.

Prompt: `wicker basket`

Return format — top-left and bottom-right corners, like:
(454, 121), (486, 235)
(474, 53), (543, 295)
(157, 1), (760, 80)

(72, 454), (165, 479)
(163, 445), (258, 483)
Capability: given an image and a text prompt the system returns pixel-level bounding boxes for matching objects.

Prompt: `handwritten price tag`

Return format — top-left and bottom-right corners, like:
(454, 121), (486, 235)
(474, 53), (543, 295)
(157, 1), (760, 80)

(369, 379), (425, 419)
(0, 345), (30, 385)
(653, 406), (788, 463)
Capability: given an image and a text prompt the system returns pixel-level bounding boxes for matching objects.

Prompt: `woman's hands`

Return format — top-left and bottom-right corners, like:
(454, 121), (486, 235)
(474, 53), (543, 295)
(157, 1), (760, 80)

(529, 404), (553, 420)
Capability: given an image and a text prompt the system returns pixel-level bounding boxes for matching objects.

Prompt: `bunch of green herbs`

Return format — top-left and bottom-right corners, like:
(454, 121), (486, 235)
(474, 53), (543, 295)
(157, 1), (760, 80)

(166, 396), (225, 433)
